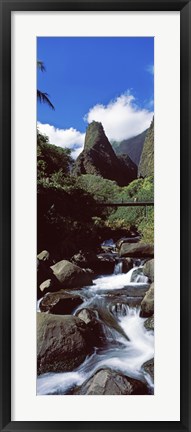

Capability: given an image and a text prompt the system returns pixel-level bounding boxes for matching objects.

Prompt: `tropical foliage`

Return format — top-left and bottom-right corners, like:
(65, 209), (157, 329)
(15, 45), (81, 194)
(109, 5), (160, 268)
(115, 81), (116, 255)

(37, 131), (154, 258)
(37, 61), (55, 110)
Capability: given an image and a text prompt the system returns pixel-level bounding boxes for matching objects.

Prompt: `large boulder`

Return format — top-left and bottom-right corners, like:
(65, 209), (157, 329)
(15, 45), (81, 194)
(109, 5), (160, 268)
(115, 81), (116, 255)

(143, 259), (154, 282)
(37, 313), (91, 375)
(140, 283), (154, 317)
(116, 236), (140, 249)
(50, 260), (93, 289)
(39, 291), (83, 314)
(75, 308), (105, 347)
(119, 242), (154, 258)
(74, 368), (148, 395)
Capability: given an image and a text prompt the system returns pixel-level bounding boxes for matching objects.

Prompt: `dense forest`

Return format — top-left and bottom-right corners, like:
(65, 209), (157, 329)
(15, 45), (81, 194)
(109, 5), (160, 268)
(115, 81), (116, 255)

(37, 119), (154, 261)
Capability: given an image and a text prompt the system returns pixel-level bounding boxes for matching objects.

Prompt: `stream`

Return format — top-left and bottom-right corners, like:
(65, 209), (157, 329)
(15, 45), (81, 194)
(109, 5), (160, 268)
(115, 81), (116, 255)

(37, 258), (154, 395)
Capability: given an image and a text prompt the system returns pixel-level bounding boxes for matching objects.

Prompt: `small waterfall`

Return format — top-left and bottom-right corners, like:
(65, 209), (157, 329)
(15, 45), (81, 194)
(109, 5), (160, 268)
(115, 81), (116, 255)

(110, 302), (129, 317)
(37, 249), (153, 395)
(113, 261), (123, 275)
(130, 267), (148, 284)
(135, 274), (148, 283)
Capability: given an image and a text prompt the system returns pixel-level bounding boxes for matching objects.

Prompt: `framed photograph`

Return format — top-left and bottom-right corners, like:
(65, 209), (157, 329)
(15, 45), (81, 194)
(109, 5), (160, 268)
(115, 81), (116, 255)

(0, 0), (190, 430)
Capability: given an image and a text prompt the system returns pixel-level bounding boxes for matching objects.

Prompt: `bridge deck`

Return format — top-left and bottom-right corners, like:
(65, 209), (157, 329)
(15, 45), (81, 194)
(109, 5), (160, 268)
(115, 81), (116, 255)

(97, 201), (154, 207)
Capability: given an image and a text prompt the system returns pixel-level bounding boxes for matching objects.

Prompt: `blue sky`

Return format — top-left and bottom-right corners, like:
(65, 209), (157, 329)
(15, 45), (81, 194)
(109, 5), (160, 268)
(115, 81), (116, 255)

(37, 37), (154, 158)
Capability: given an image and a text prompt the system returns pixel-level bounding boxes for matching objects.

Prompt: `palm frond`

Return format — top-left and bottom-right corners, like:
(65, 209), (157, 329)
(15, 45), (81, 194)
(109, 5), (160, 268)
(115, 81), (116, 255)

(37, 61), (46, 72)
(37, 90), (55, 110)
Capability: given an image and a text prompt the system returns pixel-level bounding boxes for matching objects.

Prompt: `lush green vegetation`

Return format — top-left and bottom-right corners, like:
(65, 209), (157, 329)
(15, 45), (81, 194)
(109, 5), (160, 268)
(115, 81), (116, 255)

(37, 131), (154, 258)
(37, 130), (73, 179)
(76, 174), (120, 202)
(138, 117), (154, 177)
(106, 177), (154, 244)
(37, 132), (112, 258)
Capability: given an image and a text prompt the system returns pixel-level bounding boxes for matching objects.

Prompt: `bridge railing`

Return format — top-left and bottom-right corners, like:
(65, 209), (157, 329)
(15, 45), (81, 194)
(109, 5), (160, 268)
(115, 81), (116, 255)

(97, 200), (154, 207)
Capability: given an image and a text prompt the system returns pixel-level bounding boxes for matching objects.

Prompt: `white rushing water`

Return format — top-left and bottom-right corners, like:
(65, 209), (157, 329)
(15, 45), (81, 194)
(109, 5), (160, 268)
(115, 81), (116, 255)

(113, 261), (123, 275)
(37, 297), (43, 312)
(37, 265), (154, 395)
(85, 266), (148, 293)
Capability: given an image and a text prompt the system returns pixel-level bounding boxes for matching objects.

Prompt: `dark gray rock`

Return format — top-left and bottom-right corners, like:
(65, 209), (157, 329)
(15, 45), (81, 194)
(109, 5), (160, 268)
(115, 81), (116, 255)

(142, 358), (154, 382)
(76, 308), (97, 324)
(140, 283), (154, 317)
(116, 237), (140, 249)
(119, 242), (154, 258)
(37, 313), (91, 375)
(39, 291), (83, 314)
(96, 253), (116, 274)
(50, 260), (93, 289)
(122, 258), (134, 273)
(76, 308), (105, 347)
(74, 368), (148, 395)
(143, 259), (154, 282)
(144, 315), (154, 331)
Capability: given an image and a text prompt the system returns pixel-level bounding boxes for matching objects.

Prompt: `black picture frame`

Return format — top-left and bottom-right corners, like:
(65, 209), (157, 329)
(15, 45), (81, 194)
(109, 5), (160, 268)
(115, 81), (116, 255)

(0, 0), (190, 431)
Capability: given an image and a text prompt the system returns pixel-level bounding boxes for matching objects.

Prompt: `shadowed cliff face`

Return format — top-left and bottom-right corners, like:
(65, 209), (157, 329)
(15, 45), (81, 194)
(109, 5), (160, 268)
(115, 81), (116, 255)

(73, 121), (137, 186)
(112, 129), (148, 166)
(138, 117), (154, 178)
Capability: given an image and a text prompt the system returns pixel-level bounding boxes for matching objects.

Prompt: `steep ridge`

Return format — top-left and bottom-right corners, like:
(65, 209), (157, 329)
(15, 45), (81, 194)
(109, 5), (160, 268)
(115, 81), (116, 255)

(138, 117), (154, 178)
(73, 121), (137, 186)
(113, 129), (148, 166)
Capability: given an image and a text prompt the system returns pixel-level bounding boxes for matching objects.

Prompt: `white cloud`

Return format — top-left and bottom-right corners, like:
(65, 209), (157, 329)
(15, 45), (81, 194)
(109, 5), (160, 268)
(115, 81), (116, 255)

(146, 64), (154, 75)
(37, 122), (85, 159)
(84, 92), (153, 142)
(38, 91), (153, 158)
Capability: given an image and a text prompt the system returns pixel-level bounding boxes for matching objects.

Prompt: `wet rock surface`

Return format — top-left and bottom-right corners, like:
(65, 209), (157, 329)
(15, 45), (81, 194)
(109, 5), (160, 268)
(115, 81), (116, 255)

(37, 239), (154, 395)
(74, 368), (149, 395)
(143, 259), (154, 282)
(119, 242), (154, 258)
(144, 315), (154, 331)
(76, 308), (105, 347)
(142, 358), (154, 382)
(140, 283), (154, 317)
(39, 291), (83, 314)
(37, 313), (92, 375)
(50, 260), (93, 289)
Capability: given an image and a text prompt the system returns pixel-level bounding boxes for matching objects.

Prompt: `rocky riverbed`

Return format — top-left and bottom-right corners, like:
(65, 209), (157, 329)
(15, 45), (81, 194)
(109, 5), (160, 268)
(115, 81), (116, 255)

(37, 238), (154, 395)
